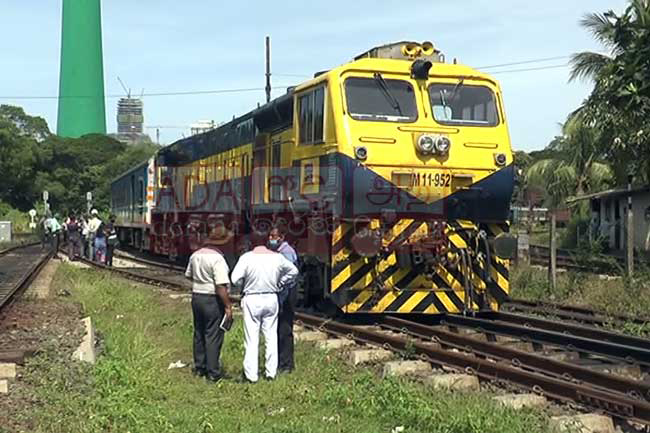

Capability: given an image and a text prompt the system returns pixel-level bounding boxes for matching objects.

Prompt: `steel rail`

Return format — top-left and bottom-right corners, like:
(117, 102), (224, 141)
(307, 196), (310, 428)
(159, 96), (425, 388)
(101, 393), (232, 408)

(506, 298), (650, 326)
(0, 249), (51, 311)
(296, 312), (650, 424)
(0, 241), (41, 257)
(441, 314), (650, 368)
(113, 250), (185, 272)
(378, 316), (650, 400)
(491, 311), (650, 351)
(75, 257), (187, 291)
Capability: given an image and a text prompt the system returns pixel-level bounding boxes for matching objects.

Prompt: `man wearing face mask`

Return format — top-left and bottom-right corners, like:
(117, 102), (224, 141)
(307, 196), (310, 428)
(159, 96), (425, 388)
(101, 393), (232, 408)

(268, 226), (299, 374)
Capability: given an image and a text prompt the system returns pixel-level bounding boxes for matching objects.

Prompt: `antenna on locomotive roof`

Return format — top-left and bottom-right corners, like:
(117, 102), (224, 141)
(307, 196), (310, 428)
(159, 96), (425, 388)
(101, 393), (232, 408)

(265, 36), (272, 103)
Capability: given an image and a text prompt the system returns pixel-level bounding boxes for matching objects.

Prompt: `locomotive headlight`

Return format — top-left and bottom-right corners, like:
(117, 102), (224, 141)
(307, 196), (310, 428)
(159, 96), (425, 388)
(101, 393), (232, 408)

(494, 153), (507, 166)
(435, 136), (451, 155)
(417, 134), (436, 154)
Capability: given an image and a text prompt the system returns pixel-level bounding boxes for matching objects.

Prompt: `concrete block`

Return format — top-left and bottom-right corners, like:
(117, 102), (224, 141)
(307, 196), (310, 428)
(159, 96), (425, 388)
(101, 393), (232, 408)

(316, 338), (355, 351)
(550, 414), (615, 433)
(493, 393), (548, 410)
(424, 373), (480, 391)
(72, 317), (96, 364)
(0, 379), (7, 394)
(347, 348), (394, 366)
(0, 363), (16, 379)
(295, 330), (329, 342)
(382, 360), (432, 378)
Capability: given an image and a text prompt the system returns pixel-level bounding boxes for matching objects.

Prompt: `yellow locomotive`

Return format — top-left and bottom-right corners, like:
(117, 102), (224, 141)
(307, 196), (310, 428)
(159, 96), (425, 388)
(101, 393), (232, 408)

(149, 40), (515, 315)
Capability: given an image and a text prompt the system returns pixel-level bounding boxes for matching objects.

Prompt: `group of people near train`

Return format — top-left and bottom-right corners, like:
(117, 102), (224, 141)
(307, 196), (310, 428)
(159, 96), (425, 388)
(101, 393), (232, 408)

(185, 225), (299, 383)
(40, 209), (118, 265)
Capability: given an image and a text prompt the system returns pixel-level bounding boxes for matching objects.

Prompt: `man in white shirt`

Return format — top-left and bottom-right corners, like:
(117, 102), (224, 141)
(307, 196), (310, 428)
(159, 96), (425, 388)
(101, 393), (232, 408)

(87, 209), (102, 260)
(185, 226), (234, 382)
(231, 231), (298, 383)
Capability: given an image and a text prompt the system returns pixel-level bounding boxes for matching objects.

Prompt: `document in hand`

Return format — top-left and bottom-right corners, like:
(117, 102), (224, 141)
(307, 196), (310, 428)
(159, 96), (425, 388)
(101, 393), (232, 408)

(220, 314), (234, 332)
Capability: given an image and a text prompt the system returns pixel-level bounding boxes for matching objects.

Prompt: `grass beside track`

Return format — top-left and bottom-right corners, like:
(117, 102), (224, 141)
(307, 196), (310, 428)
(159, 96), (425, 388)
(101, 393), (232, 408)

(11, 264), (552, 433)
(511, 264), (650, 336)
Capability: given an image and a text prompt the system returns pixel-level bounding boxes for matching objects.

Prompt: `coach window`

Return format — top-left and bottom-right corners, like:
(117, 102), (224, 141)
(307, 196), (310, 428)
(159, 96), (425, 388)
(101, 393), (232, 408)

(299, 86), (325, 145)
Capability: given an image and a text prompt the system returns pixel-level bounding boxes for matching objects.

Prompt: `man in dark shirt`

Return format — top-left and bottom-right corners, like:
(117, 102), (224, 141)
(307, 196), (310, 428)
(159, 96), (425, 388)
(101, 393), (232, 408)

(268, 226), (299, 374)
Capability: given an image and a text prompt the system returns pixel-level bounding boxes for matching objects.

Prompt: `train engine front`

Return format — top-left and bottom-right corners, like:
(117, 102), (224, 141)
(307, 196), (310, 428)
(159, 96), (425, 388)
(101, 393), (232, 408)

(313, 41), (516, 315)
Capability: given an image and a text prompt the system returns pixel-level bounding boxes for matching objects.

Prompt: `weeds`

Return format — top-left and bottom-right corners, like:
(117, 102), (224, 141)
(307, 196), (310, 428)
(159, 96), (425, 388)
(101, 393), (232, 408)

(10, 264), (554, 433)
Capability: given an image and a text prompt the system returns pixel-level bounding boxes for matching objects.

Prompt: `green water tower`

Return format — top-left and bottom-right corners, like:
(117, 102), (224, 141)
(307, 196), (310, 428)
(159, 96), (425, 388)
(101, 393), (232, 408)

(57, 0), (106, 137)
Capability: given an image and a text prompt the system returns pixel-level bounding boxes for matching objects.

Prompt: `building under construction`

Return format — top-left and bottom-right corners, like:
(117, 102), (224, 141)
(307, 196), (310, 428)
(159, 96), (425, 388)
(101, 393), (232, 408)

(116, 97), (144, 144)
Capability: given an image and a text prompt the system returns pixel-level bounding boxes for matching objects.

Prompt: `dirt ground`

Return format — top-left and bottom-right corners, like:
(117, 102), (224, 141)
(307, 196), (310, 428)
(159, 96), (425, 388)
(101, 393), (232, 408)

(0, 265), (85, 433)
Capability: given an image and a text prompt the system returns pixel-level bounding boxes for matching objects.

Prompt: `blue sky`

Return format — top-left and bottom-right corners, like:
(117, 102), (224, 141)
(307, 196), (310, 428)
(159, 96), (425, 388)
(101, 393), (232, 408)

(1, 1), (627, 151)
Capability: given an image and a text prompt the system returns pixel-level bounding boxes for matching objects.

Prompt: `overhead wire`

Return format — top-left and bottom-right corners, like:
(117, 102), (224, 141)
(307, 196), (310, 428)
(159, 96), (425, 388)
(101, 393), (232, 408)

(0, 54), (578, 101)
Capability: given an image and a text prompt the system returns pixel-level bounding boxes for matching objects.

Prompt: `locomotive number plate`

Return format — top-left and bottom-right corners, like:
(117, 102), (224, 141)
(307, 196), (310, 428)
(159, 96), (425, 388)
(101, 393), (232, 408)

(413, 172), (451, 188)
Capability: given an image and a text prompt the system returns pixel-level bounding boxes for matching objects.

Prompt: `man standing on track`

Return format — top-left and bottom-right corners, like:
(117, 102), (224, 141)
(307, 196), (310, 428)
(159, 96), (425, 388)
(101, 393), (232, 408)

(231, 230), (298, 383)
(185, 226), (234, 383)
(87, 209), (102, 260)
(104, 215), (118, 267)
(268, 226), (299, 374)
(66, 214), (82, 261)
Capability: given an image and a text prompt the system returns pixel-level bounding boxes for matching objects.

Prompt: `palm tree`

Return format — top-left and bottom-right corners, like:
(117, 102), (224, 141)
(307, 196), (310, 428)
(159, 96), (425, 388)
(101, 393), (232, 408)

(570, 0), (650, 82)
(526, 118), (612, 288)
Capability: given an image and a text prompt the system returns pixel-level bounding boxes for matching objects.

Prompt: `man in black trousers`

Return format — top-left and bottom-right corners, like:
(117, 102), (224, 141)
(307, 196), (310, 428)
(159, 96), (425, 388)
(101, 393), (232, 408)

(185, 226), (234, 382)
(268, 226), (299, 374)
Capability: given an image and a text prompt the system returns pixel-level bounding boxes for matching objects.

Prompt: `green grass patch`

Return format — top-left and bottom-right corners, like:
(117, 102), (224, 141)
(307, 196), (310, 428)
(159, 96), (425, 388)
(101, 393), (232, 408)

(18, 265), (551, 433)
(511, 264), (650, 336)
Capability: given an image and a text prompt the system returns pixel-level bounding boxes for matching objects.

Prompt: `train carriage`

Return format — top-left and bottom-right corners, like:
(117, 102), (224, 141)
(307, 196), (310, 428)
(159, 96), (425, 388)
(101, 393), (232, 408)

(112, 40), (516, 315)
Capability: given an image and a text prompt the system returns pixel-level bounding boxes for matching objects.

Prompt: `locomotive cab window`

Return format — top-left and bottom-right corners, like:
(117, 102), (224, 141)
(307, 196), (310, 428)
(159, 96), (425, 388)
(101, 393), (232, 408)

(299, 86), (325, 145)
(429, 84), (498, 126)
(345, 76), (417, 122)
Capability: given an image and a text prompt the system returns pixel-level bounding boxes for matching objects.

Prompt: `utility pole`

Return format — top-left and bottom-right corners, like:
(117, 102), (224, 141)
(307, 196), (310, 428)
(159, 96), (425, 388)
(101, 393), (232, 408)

(549, 209), (557, 291)
(265, 36), (271, 104)
(627, 174), (634, 278)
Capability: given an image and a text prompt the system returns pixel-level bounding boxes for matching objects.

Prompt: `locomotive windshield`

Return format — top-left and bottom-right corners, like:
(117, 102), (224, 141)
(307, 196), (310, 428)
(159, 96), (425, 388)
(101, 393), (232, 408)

(345, 76), (417, 122)
(429, 83), (499, 126)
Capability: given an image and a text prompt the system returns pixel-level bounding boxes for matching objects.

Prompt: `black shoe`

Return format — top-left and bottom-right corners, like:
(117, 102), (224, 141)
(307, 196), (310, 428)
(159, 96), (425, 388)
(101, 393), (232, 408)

(264, 375), (275, 382)
(206, 375), (223, 383)
(278, 367), (293, 375)
(192, 368), (207, 378)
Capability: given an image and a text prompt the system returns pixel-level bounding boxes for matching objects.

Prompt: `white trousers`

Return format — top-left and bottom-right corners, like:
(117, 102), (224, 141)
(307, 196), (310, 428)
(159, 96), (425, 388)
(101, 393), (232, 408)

(242, 294), (279, 382)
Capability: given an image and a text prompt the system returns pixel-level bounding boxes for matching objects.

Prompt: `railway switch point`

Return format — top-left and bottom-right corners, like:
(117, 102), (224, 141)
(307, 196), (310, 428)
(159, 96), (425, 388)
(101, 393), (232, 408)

(0, 379), (7, 394)
(72, 317), (97, 364)
(316, 338), (355, 351)
(347, 349), (394, 366)
(0, 363), (17, 379)
(424, 373), (480, 391)
(382, 360), (432, 378)
(493, 393), (548, 410)
(549, 414), (614, 433)
(295, 331), (329, 342)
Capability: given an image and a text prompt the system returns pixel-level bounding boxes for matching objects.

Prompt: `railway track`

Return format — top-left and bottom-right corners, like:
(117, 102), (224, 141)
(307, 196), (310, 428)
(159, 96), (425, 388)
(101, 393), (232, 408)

(505, 298), (650, 327)
(298, 312), (650, 425)
(77, 254), (650, 426)
(0, 243), (51, 312)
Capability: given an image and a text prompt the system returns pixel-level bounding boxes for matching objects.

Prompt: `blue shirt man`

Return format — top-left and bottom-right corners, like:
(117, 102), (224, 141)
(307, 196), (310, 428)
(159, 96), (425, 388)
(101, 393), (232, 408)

(268, 226), (299, 373)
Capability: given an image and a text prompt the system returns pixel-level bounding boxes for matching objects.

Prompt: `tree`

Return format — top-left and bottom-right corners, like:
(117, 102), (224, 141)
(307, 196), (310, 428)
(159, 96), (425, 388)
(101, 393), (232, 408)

(526, 118), (613, 288)
(571, 0), (650, 183)
(0, 104), (158, 218)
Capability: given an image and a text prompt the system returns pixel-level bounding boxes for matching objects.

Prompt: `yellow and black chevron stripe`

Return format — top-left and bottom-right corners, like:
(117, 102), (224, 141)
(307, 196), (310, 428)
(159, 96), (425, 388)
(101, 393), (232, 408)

(329, 219), (510, 314)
